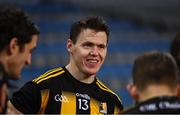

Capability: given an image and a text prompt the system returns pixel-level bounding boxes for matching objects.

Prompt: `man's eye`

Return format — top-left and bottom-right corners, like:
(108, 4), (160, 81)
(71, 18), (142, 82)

(98, 45), (106, 49)
(83, 43), (93, 48)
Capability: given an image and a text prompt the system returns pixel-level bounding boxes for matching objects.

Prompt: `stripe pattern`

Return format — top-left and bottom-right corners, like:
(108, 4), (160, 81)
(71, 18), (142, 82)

(90, 98), (101, 114)
(33, 67), (65, 84)
(96, 80), (122, 103)
(60, 91), (76, 114)
(38, 89), (50, 114)
(32, 67), (123, 114)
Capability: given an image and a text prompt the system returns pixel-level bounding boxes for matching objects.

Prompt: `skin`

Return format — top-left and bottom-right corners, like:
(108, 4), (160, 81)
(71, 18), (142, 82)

(5, 35), (38, 114)
(66, 28), (108, 84)
(0, 83), (8, 113)
(127, 83), (178, 103)
(0, 35), (38, 80)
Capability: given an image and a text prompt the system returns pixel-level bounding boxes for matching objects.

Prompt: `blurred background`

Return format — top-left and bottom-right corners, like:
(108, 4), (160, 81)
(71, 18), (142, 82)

(1, 0), (180, 108)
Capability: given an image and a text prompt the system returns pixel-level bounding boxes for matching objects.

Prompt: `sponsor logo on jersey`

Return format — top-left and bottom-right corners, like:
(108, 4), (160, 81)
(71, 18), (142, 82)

(139, 101), (180, 112)
(76, 93), (90, 100)
(99, 102), (107, 114)
(54, 94), (69, 102)
(140, 103), (157, 112)
(159, 101), (180, 109)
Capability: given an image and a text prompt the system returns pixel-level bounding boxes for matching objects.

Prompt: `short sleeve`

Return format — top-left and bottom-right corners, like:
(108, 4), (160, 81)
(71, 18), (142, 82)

(10, 81), (41, 113)
(114, 94), (124, 111)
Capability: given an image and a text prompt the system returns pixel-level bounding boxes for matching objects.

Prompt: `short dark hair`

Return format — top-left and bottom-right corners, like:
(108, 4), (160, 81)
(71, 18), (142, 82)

(170, 33), (180, 67)
(133, 51), (179, 91)
(70, 16), (109, 44)
(0, 7), (40, 52)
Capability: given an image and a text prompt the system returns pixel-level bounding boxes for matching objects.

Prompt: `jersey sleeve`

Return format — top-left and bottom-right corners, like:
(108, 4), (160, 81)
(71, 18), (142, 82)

(10, 81), (41, 114)
(113, 94), (124, 112)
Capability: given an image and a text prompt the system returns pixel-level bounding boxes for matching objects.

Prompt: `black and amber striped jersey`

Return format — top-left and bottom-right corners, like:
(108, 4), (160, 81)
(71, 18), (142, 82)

(11, 66), (123, 114)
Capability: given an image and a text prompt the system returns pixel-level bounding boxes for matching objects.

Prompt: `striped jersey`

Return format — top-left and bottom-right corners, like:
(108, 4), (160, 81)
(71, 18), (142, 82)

(11, 66), (123, 114)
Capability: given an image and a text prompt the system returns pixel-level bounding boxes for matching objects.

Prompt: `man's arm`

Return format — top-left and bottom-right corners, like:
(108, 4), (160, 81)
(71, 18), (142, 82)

(7, 101), (22, 114)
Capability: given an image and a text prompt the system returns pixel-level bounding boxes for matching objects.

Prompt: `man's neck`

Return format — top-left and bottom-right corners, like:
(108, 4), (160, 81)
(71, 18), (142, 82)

(138, 85), (176, 102)
(0, 53), (7, 71)
(65, 64), (95, 84)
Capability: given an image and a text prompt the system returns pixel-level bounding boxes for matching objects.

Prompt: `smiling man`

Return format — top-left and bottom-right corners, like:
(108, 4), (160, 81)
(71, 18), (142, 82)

(10, 16), (123, 114)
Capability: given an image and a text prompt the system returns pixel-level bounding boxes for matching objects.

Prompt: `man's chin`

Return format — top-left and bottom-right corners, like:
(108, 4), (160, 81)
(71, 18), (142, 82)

(85, 69), (99, 76)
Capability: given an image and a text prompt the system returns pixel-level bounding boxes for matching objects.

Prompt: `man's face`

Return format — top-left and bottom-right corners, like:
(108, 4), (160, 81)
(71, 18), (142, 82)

(7, 35), (38, 80)
(68, 28), (107, 76)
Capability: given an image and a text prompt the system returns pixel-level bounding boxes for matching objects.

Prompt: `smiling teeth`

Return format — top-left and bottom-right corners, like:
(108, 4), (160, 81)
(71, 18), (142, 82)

(90, 61), (97, 63)
(88, 60), (98, 63)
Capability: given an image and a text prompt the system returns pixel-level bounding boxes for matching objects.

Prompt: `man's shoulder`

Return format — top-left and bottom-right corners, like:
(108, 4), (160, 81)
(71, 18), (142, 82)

(122, 96), (180, 114)
(32, 67), (66, 85)
(95, 79), (123, 107)
(95, 79), (119, 95)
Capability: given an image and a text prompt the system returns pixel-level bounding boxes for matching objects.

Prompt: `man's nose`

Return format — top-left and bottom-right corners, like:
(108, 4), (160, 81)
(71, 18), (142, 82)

(89, 47), (99, 56)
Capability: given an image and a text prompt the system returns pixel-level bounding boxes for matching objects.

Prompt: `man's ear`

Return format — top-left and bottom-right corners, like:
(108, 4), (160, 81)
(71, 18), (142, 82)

(127, 83), (139, 101)
(66, 39), (73, 53)
(9, 38), (18, 54)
